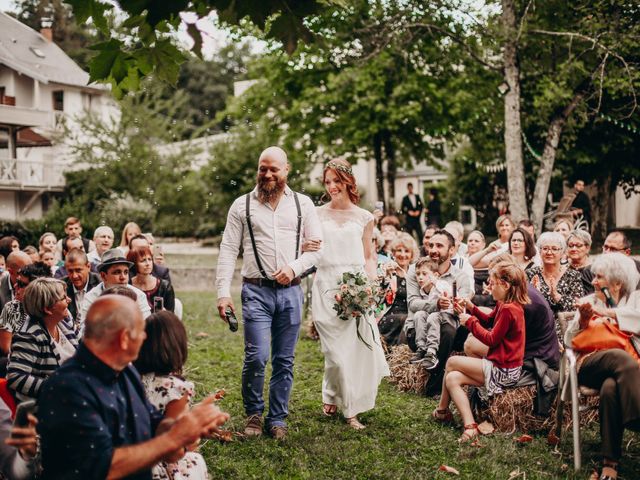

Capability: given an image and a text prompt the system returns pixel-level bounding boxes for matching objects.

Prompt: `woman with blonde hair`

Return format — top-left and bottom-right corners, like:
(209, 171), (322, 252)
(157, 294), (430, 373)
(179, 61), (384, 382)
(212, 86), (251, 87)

(434, 260), (529, 442)
(119, 222), (142, 256)
(307, 158), (389, 429)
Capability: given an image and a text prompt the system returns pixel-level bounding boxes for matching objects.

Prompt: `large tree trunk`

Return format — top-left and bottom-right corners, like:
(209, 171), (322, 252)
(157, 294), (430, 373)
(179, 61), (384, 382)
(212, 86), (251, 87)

(591, 173), (612, 245)
(383, 130), (396, 213)
(502, 0), (528, 223)
(530, 91), (584, 232)
(373, 131), (385, 207)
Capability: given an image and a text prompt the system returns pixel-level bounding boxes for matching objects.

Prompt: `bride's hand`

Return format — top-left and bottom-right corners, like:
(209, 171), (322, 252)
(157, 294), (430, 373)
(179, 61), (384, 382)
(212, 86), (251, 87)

(301, 239), (322, 252)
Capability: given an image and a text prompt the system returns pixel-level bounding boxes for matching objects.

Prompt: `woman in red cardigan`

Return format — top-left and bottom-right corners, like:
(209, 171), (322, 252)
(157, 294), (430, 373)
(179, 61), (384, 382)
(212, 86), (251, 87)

(432, 260), (529, 442)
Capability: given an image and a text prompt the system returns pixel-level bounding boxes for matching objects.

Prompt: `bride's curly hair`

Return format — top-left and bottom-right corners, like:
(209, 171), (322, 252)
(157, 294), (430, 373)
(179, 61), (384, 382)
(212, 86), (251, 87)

(322, 158), (360, 205)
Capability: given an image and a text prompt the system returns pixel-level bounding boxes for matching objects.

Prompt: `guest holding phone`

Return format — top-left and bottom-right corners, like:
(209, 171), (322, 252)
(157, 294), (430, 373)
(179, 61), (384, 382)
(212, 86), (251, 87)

(128, 247), (174, 313)
(0, 397), (38, 479)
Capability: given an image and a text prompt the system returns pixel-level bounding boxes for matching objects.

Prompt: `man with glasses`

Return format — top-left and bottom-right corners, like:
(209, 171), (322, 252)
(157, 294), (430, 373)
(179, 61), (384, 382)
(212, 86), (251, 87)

(602, 230), (640, 279)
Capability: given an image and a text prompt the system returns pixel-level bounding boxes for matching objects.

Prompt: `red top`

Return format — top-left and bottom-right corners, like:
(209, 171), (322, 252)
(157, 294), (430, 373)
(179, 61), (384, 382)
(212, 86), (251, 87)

(467, 302), (525, 369)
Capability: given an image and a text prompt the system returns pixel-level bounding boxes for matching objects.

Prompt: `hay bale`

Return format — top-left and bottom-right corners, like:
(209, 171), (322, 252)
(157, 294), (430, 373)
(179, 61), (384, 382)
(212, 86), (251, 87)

(386, 345), (429, 394)
(478, 385), (599, 434)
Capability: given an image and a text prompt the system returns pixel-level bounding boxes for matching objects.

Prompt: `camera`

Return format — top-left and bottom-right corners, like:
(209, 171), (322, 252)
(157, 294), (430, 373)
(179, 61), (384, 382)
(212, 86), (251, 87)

(225, 307), (238, 332)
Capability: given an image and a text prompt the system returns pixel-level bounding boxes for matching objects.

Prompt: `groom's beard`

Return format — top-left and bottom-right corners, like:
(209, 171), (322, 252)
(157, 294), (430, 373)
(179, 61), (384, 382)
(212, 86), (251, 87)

(257, 175), (287, 203)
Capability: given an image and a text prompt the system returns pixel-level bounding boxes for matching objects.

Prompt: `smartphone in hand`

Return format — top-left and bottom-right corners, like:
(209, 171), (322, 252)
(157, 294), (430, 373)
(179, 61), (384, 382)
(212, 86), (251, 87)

(225, 308), (238, 332)
(13, 399), (36, 430)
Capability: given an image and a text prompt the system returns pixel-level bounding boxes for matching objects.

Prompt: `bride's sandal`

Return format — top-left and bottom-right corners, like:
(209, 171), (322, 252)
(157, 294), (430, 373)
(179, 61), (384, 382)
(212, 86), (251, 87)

(432, 408), (454, 424)
(346, 416), (366, 430)
(322, 404), (337, 416)
(458, 423), (480, 443)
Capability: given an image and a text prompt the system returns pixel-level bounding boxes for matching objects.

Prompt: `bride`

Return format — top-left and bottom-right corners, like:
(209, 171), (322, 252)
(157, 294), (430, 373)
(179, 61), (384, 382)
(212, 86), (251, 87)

(307, 158), (389, 430)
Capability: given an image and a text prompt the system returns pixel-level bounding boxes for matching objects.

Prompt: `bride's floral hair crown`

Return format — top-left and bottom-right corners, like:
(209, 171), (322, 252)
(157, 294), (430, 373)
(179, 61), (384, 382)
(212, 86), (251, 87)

(325, 161), (353, 176)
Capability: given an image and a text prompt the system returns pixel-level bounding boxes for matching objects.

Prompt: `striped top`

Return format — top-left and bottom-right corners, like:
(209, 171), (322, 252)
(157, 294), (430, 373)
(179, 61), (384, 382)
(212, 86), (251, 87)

(7, 317), (79, 402)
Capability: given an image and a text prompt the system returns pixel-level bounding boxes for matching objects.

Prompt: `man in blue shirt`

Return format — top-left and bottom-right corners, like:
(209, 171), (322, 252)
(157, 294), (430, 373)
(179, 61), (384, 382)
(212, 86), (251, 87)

(38, 295), (228, 479)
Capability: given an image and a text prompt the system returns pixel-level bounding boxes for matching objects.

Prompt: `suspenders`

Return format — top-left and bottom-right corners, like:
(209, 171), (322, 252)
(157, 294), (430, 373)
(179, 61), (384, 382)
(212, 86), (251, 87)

(245, 192), (302, 279)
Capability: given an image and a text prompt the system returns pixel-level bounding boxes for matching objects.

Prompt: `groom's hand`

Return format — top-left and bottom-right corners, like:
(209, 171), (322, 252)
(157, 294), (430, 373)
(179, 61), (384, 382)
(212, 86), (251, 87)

(273, 266), (295, 285)
(217, 297), (234, 321)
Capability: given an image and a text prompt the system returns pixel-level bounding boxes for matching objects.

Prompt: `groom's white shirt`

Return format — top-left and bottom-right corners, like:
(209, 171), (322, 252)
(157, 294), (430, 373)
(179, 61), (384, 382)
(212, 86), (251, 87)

(216, 186), (323, 298)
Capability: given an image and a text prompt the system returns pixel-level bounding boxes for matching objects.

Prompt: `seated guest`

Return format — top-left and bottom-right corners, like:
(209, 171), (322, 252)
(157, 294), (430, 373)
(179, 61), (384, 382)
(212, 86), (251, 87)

(87, 226), (115, 264)
(37, 295), (229, 480)
(129, 235), (171, 284)
(527, 232), (586, 336)
(565, 253), (640, 480)
(419, 225), (437, 257)
(40, 250), (55, 271)
(444, 225), (474, 286)
(62, 249), (101, 328)
(0, 262), (52, 356)
(134, 311), (208, 479)
(7, 278), (78, 402)
(78, 249), (151, 328)
(21, 247), (38, 264)
(0, 237), (19, 262)
(406, 229), (473, 395)
(553, 218), (574, 241)
(378, 233), (418, 346)
(444, 221), (467, 257)
(468, 215), (514, 269)
(466, 230), (491, 304)
(433, 261), (529, 442)
(379, 216), (401, 256)
(119, 221), (142, 257)
(0, 252), (32, 309)
(128, 247), (175, 313)
(601, 230), (640, 276)
(54, 236), (98, 279)
(0, 397), (38, 479)
(566, 230), (594, 295)
(518, 219), (536, 242)
(508, 227), (538, 271)
(38, 232), (57, 257)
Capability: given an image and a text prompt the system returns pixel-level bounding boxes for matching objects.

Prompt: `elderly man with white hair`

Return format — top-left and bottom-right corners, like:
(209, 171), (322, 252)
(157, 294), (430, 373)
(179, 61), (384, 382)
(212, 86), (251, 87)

(87, 226), (115, 265)
(526, 232), (586, 338)
(564, 253), (640, 480)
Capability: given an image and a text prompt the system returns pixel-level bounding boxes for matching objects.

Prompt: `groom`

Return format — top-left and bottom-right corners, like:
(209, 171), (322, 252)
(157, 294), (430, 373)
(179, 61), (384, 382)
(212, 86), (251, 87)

(216, 146), (323, 440)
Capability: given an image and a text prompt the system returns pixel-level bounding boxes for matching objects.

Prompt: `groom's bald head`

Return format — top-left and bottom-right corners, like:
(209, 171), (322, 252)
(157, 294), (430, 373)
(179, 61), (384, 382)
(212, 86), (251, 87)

(257, 146), (289, 201)
(258, 146), (288, 168)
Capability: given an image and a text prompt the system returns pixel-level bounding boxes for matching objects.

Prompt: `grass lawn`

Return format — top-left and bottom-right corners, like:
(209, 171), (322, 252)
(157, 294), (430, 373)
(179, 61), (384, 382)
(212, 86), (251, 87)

(179, 291), (640, 479)
(165, 253), (218, 269)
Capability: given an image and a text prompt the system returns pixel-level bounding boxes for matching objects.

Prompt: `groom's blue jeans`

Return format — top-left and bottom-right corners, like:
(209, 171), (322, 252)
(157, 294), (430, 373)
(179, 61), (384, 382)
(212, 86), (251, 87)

(241, 282), (303, 428)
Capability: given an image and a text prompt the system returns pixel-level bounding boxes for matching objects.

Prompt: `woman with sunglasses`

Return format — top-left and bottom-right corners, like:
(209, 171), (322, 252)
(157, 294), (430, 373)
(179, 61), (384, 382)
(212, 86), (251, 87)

(526, 232), (586, 340)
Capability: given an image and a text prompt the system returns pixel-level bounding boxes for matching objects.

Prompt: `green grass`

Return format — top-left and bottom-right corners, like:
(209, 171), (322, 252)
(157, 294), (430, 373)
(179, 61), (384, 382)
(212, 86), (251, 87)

(179, 291), (640, 479)
(165, 253), (218, 269)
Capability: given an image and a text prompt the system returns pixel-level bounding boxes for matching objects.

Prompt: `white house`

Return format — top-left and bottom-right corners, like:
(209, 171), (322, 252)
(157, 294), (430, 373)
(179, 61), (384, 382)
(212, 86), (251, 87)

(0, 11), (114, 221)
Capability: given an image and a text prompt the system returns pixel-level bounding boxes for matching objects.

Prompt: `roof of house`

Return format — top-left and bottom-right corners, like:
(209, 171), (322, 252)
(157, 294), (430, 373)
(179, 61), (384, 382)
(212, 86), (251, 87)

(0, 11), (101, 89)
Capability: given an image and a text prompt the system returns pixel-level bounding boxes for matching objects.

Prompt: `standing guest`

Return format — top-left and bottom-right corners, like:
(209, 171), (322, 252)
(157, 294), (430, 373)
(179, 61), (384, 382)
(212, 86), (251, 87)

(54, 217), (95, 262)
(308, 159), (389, 429)
(38, 295), (229, 480)
(62, 249), (101, 327)
(78, 249), (151, 328)
(87, 226), (115, 264)
(7, 278), (78, 402)
(468, 214), (515, 269)
(433, 261), (529, 442)
(378, 233), (419, 347)
(518, 219), (537, 242)
(527, 232), (586, 340)
(419, 225), (438, 257)
(21, 247), (39, 263)
(508, 227), (538, 271)
(119, 222), (142, 257)
(565, 253), (639, 480)
(401, 182), (424, 241)
(0, 252), (32, 308)
(553, 218), (574, 241)
(0, 237), (19, 261)
(567, 230), (594, 295)
(128, 247), (175, 313)
(406, 229), (473, 395)
(570, 179), (591, 228)
(134, 311), (208, 479)
(129, 235), (171, 284)
(216, 146), (323, 440)
(0, 397), (38, 480)
(38, 232), (57, 256)
(426, 189), (442, 227)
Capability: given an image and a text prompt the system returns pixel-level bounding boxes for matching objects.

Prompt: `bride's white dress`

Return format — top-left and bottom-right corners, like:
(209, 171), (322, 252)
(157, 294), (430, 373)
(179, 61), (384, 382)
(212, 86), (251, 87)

(311, 205), (389, 418)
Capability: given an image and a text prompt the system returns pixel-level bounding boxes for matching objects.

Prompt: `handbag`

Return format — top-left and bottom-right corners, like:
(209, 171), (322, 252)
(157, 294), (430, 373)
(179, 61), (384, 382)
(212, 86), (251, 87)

(571, 316), (640, 362)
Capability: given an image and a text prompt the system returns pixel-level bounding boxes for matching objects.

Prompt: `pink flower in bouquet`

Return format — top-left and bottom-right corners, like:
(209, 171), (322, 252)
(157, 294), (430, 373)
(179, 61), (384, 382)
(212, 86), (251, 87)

(335, 293), (342, 303)
(365, 287), (372, 296)
(340, 284), (349, 293)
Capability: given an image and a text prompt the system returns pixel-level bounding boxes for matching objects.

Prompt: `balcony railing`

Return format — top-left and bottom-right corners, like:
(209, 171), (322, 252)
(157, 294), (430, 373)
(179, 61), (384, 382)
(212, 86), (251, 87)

(0, 158), (66, 190)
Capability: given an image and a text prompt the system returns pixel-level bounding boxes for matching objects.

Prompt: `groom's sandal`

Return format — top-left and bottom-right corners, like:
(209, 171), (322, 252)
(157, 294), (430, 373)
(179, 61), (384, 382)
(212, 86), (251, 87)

(323, 404), (337, 416)
(432, 408), (454, 424)
(244, 414), (263, 437)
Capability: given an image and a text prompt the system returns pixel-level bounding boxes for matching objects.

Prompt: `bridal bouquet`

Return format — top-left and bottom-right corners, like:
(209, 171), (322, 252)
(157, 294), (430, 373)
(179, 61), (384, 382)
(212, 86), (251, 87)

(331, 271), (384, 349)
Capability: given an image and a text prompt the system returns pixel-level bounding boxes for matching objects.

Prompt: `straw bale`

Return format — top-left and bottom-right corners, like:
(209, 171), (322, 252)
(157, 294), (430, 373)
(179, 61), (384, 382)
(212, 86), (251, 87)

(386, 345), (429, 394)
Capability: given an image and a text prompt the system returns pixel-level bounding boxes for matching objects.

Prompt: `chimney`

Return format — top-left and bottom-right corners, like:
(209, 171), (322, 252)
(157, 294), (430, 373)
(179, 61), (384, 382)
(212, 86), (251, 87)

(40, 16), (53, 42)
